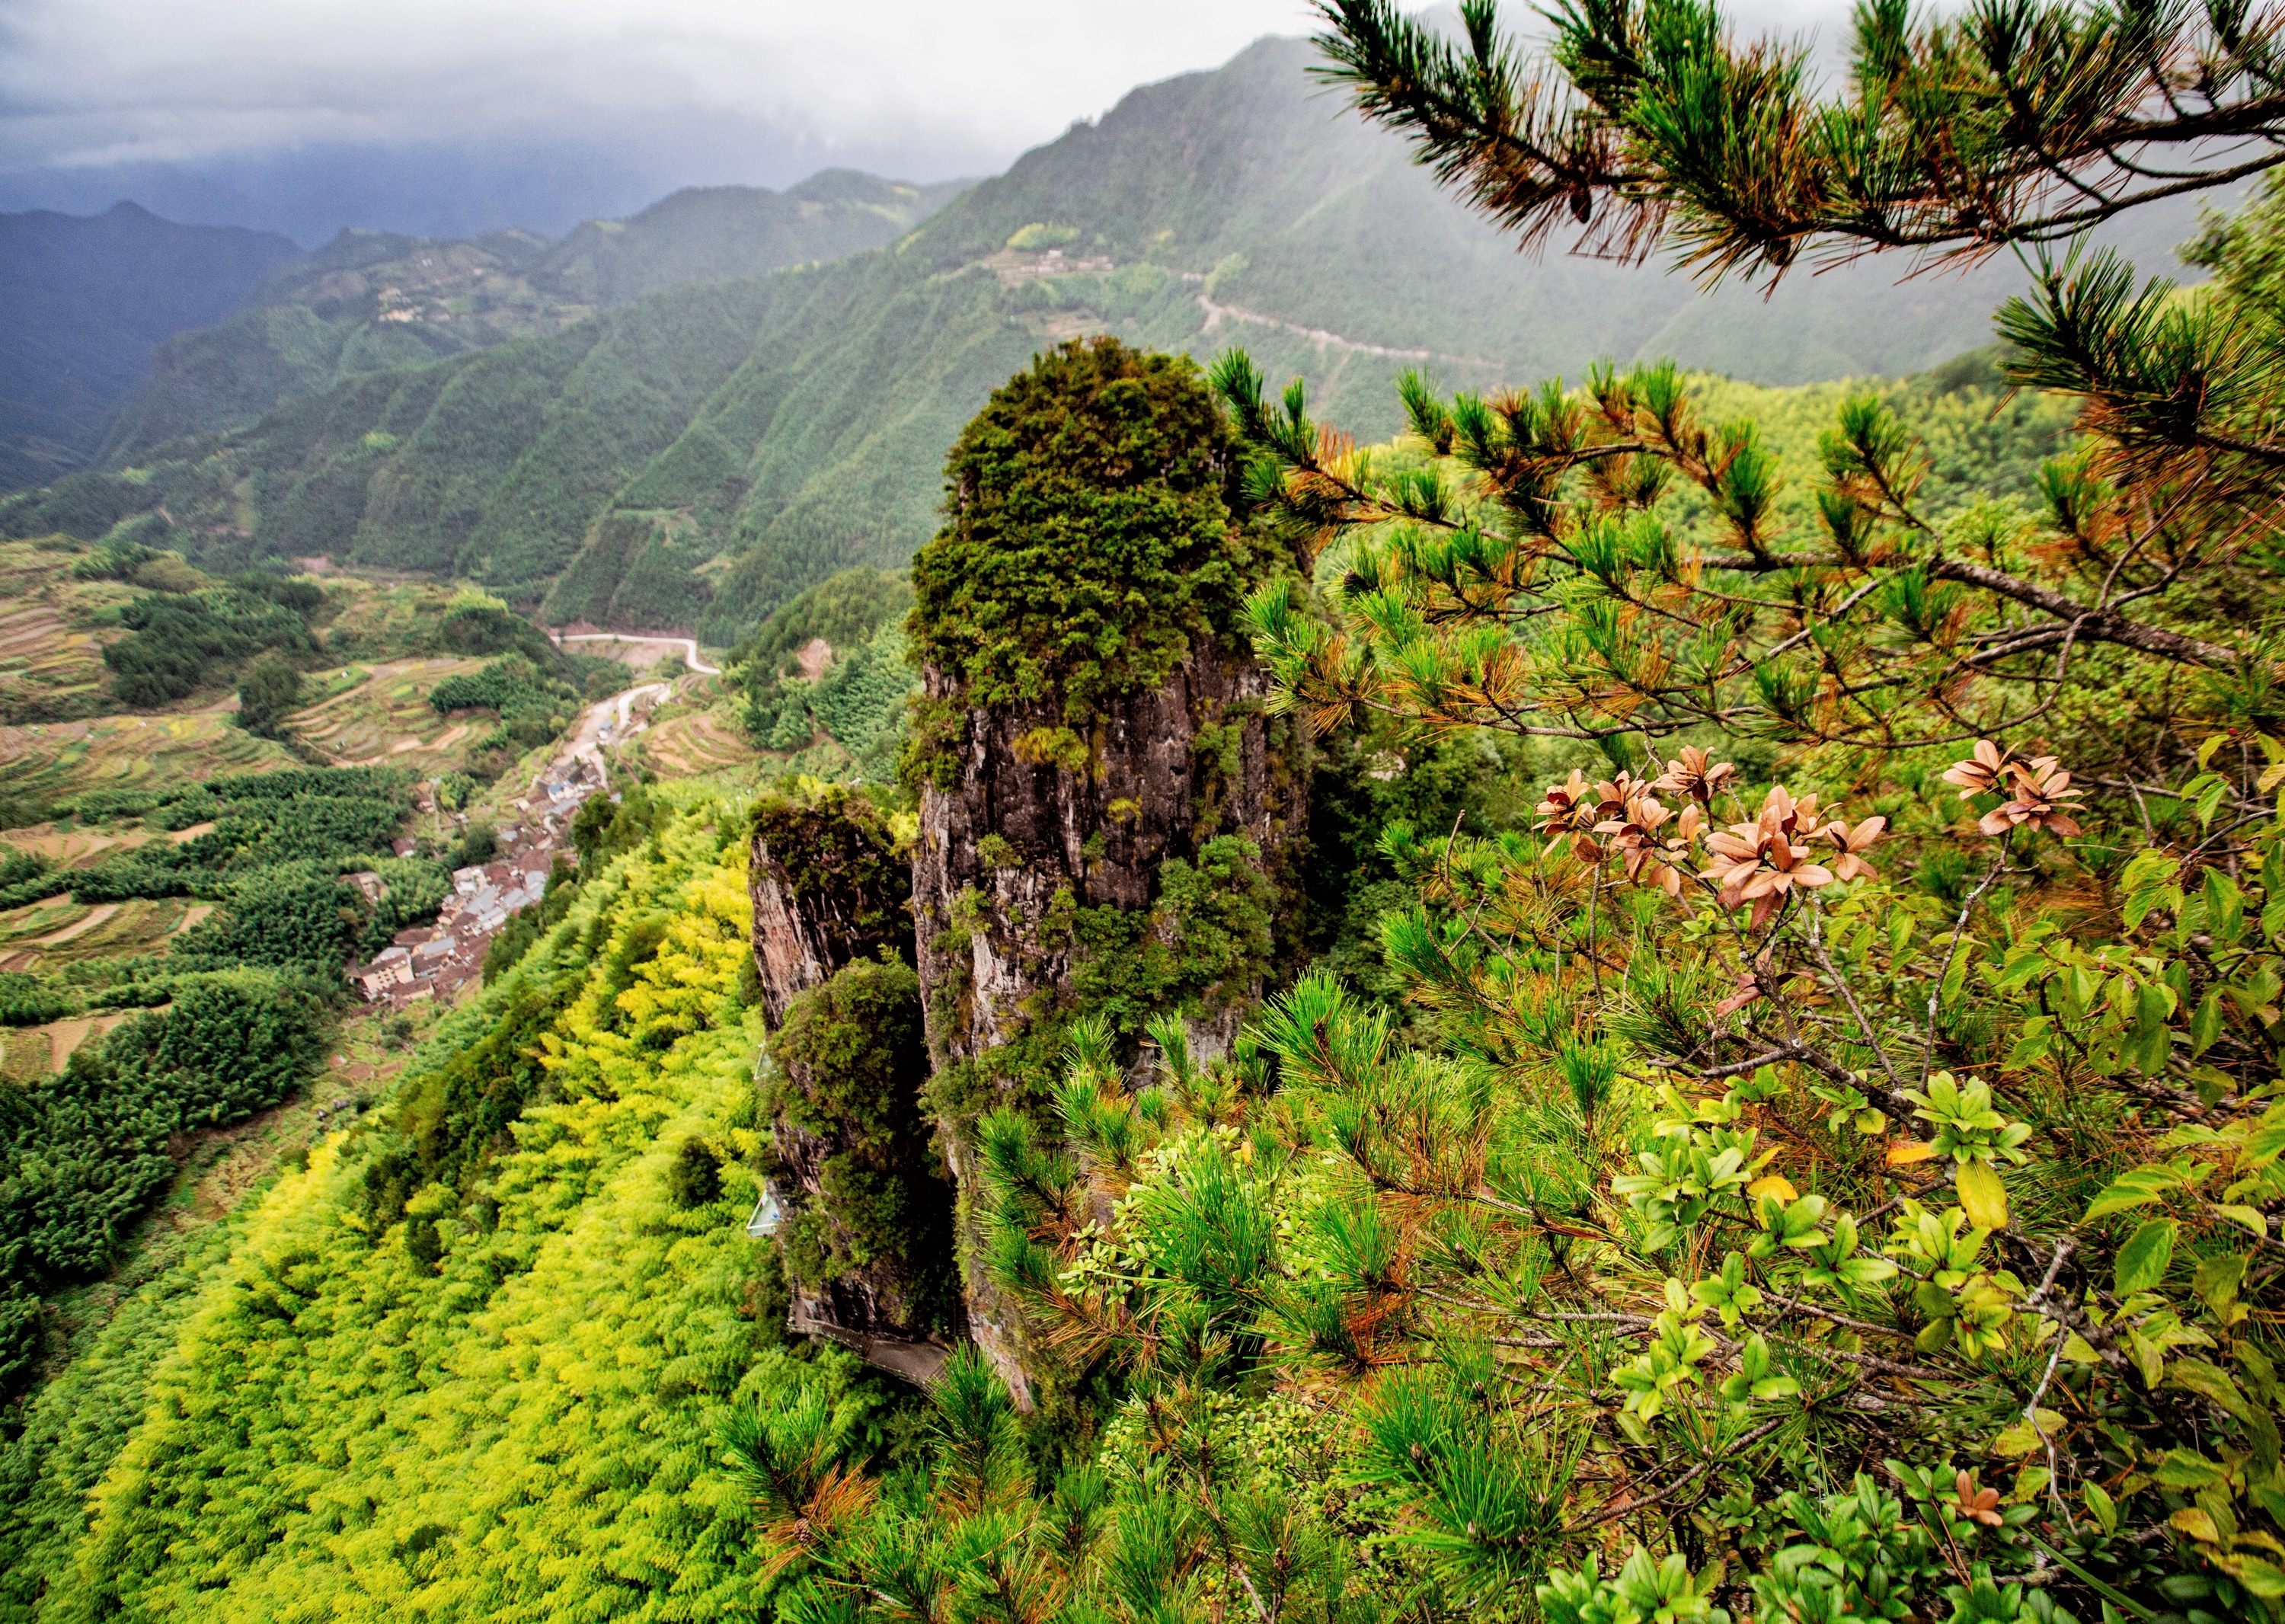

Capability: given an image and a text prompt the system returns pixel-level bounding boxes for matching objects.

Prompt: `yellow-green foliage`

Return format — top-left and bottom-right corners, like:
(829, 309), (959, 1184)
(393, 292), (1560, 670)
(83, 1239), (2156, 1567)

(33, 804), (871, 1622)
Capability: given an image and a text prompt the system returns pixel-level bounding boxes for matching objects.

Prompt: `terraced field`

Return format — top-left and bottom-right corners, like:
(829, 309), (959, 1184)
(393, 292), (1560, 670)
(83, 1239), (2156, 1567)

(316, 578), (468, 660)
(0, 596), (109, 721)
(0, 1012), (136, 1084)
(286, 657), (491, 770)
(0, 710), (295, 803)
(0, 540), (140, 724)
(0, 893), (211, 973)
(633, 702), (760, 778)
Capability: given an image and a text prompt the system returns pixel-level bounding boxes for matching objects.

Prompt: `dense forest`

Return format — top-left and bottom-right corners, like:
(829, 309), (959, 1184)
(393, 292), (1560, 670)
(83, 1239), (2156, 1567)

(9, 2), (2285, 1622)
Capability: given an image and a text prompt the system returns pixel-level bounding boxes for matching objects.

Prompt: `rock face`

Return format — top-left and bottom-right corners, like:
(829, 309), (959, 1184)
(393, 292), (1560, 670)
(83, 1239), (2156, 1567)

(913, 637), (1296, 1068)
(747, 791), (911, 1024)
(747, 791), (956, 1358)
(911, 640), (1300, 1398)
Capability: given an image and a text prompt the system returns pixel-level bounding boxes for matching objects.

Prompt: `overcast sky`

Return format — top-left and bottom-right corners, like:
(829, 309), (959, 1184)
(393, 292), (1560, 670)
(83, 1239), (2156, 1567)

(0, 0), (1853, 240)
(2, 2), (1319, 174)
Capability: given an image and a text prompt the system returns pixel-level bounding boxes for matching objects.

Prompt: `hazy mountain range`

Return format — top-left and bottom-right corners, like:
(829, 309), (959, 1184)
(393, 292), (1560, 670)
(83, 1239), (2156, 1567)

(1, 172), (970, 497)
(99, 171), (972, 462)
(0, 32), (2219, 644)
(0, 204), (300, 492)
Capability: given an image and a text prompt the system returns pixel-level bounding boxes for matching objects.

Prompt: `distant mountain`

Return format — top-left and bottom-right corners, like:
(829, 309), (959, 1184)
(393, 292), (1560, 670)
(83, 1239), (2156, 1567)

(0, 35), (2216, 644)
(0, 203), (299, 491)
(100, 170), (973, 461)
(538, 171), (974, 306)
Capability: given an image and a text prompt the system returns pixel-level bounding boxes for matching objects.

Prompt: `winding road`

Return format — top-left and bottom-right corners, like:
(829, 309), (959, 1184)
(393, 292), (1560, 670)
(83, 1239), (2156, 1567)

(549, 631), (721, 676)
(546, 680), (670, 790)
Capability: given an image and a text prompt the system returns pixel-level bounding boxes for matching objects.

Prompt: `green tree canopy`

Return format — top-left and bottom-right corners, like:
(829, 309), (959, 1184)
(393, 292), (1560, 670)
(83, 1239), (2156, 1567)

(234, 653), (301, 740)
(909, 336), (1272, 723)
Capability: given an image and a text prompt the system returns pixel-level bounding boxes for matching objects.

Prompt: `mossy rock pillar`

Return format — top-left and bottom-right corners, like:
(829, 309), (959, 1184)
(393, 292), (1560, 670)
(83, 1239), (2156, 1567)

(748, 790), (957, 1354)
(906, 338), (1302, 1403)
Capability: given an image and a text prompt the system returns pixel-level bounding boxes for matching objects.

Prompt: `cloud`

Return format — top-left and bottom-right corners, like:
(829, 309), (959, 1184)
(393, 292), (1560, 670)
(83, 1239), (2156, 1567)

(0, 0), (1321, 176)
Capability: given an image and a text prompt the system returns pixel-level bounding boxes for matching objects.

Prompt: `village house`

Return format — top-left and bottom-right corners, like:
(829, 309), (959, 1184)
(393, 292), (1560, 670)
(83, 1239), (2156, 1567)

(347, 803), (577, 1009)
(352, 945), (415, 1001)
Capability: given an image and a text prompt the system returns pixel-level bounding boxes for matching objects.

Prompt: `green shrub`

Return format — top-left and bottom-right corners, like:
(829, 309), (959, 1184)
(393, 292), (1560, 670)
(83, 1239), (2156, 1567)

(175, 865), (367, 972)
(0, 849), (58, 913)
(430, 654), (581, 769)
(69, 769), (423, 921)
(0, 972), (73, 1027)
(747, 788), (913, 968)
(234, 653), (302, 739)
(907, 337), (1270, 730)
(772, 955), (955, 1321)
(101, 584), (315, 707)
(570, 783), (670, 871)
(481, 857), (577, 985)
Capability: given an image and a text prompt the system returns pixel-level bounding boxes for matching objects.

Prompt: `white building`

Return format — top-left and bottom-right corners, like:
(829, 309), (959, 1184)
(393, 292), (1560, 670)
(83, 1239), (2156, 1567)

(353, 946), (414, 1001)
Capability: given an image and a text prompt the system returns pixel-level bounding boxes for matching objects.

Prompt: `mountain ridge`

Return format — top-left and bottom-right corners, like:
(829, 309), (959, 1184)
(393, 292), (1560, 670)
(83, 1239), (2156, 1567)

(0, 203), (301, 492)
(0, 34), (2213, 644)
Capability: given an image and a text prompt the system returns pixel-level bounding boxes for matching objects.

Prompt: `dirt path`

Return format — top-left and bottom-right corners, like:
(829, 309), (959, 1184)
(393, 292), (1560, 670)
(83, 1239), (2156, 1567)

(1190, 280), (1489, 366)
(539, 680), (671, 791)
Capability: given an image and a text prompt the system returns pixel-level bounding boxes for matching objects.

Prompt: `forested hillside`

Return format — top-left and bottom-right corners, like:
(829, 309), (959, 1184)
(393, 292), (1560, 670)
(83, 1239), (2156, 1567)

(0, 33), (2206, 647)
(0, 791), (851, 1622)
(98, 171), (971, 462)
(9, 2), (2285, 1620)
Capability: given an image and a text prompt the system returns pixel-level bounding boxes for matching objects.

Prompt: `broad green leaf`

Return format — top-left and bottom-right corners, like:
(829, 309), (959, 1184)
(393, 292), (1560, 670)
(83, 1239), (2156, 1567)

(2192, 1253), (2248, 1314)
(2189, 991), (2223, 1054)
(2125, 884), (2179, 931)
(2205, 869), (2245, 942)
(1993, 1410), (2065, 1456)
(2188, 772), (2232, 825)
(2218, 1204), (2270, 1238)
(2172, 1506), (2222, 1543)
(1940, 944), (1970, 1008)
(2155, 1450), (2226, 1489)
(2119, 848), (2178, 896)
(2085, 1161), (2198, 1219)
(2168, 1358), (2250, 1419)
(2237, 1555), (2285, 1600)
(1955, 1159), (2009, 1231)
(2115, 1219), (2178, 1296)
